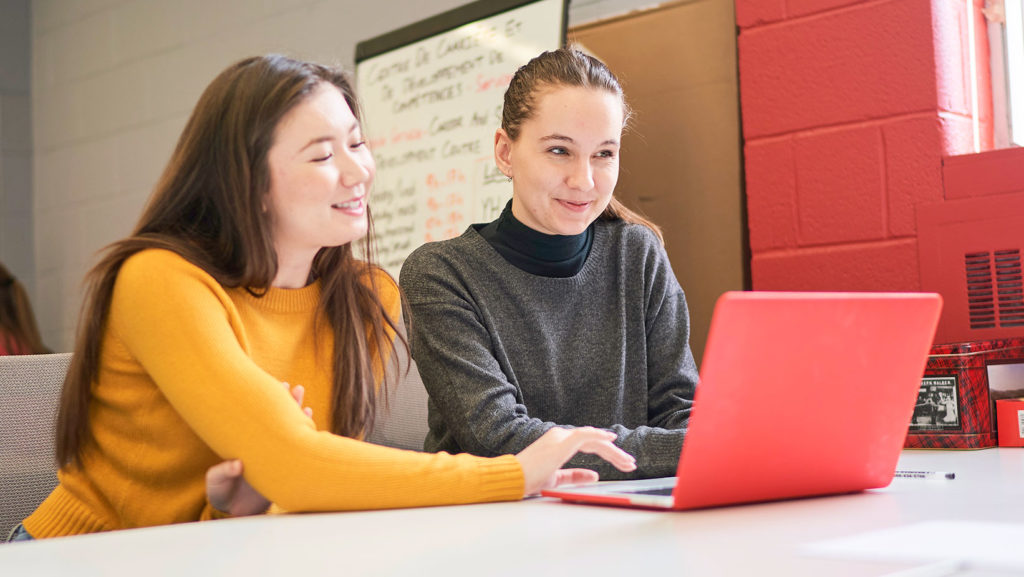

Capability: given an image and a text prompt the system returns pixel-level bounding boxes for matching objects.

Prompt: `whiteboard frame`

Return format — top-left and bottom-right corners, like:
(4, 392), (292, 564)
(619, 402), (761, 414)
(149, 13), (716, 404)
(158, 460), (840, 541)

(355, 0), (568, 64)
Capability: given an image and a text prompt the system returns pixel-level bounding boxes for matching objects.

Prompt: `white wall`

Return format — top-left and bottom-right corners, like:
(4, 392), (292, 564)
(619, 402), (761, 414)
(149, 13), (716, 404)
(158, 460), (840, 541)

(1, 0), (33, 295)
(28, 0), (663, 351)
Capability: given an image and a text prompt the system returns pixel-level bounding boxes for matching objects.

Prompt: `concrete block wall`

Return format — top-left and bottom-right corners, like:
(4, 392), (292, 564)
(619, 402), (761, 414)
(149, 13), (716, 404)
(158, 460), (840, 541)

(25, 0), (654, 351)
(0, 0), (33, 295)
(735, 0), (992, 291)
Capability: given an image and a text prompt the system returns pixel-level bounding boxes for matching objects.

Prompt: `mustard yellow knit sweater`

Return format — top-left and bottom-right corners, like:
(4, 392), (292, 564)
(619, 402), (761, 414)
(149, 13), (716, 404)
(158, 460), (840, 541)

(25, 249), (523, 537)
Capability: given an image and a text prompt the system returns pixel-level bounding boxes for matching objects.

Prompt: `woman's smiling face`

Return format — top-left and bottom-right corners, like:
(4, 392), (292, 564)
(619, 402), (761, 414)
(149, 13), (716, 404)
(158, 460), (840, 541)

(265, 82), (375, 266)
(495, 85), (624, 236)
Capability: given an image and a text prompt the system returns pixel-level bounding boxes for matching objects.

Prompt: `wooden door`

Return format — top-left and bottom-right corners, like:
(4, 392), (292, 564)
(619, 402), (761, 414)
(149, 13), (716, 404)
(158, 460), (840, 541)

(570, 0), (748, 367)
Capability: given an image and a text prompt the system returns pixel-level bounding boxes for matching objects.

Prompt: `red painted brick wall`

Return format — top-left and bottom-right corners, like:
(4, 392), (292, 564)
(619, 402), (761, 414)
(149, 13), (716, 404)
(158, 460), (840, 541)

(736, 0), (993, 291)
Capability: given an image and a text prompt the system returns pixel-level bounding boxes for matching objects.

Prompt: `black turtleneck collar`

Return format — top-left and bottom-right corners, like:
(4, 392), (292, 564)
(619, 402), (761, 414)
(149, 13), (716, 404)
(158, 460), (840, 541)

(475, 200), (593, 278)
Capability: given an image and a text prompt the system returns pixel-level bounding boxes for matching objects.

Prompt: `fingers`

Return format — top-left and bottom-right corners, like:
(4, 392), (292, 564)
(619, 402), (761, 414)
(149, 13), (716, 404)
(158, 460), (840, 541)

(206, 459), (244, 485)
(290, 385), (313, 418)
(282, 382), (314, 419)
(287, 383), (305, 406)
(553, 469), (599, 487)
(516, 427), (639, 496)
(564, 428), (636, 473)
(587, 442), (636, 472)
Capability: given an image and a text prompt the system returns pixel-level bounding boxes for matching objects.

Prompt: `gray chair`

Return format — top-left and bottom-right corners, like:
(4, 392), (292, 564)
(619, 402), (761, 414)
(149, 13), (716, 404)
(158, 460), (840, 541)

(0, 342), (427, 542)
(367, 323), (430, 452)
(0, 352), (72, 541)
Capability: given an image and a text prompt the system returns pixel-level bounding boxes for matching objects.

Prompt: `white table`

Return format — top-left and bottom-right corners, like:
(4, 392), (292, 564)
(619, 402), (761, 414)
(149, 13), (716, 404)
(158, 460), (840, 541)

(2, 449), (1023, 576)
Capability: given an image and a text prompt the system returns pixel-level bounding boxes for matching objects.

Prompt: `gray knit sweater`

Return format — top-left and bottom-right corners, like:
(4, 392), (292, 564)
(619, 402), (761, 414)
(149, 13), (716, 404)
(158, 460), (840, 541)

(400, 219), (698, 479)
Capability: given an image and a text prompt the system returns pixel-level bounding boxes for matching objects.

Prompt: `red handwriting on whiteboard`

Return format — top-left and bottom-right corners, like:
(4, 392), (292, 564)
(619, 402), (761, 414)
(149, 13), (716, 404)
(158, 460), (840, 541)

(424, 170), (468, 242)
(390, 127), (424, 144)
(425, 169), (466, 189)
(475, 73), (514, 93)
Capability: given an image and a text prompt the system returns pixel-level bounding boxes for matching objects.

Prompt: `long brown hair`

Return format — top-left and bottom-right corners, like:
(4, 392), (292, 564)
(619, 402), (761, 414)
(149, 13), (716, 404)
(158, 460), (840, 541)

(0, 262), (48, 354)
(57, 55), (404, 467)
(501, 46), (664, 243)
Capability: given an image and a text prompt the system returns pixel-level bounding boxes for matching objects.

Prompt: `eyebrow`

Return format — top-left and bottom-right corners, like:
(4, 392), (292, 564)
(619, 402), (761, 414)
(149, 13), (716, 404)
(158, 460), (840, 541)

(299, 136), (334, 152)
(299, 123), (362, 152)
(540, 134), (619, 147)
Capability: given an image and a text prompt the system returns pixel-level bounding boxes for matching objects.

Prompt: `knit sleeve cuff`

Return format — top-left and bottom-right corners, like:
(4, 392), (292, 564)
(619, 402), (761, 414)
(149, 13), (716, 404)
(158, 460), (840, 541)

(199, 501), (232, 521)
(473, 454), (525, 502)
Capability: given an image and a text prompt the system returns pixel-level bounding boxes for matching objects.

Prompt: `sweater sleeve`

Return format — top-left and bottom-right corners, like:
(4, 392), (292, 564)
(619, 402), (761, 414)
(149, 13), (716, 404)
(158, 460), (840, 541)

(198, 501), (231, 521)
(641, 240), (698, 433)
(582, 231), (697, 478)
(108, 250), (523, 512)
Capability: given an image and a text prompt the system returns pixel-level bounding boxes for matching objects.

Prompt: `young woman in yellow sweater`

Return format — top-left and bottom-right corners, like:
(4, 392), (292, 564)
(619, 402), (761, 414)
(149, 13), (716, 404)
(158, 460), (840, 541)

(10, 55), (634, 541)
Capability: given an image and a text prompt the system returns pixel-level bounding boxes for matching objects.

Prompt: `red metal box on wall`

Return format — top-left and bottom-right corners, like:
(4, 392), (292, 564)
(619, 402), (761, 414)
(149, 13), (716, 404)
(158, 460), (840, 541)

(906, 338), (1024, 449)
(917, 191), (1024, 345)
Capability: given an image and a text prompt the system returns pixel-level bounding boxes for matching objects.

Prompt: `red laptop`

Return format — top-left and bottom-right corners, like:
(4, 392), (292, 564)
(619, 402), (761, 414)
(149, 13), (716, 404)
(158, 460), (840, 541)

(542, 291), (943, 510)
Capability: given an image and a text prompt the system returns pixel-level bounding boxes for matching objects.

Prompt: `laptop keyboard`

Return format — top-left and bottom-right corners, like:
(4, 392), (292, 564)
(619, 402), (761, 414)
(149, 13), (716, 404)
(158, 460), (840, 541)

(622, 487), (674, 496)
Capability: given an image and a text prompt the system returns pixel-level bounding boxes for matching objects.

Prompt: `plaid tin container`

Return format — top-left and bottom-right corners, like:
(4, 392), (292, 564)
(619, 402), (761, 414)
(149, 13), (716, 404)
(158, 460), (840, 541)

(905, 338), (1024, 449)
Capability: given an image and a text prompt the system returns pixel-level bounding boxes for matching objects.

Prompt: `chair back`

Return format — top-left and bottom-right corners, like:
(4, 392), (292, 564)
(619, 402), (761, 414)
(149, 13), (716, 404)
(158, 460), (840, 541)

(366, 323), (429, 452)
(0, 342), (430, 536)
(0, 353), (72, 539)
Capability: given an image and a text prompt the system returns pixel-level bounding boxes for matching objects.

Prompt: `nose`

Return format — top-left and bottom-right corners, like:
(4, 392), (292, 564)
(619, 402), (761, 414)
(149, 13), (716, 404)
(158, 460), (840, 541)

(566, 158), (594, 191)
(338, 151), (372, 188)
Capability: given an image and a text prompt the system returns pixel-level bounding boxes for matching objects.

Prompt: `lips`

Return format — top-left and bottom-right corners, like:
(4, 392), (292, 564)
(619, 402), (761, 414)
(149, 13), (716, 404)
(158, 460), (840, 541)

(331, 198), (363, 209)
(330, 195), (367, 216)
(557, 199), (591, 212)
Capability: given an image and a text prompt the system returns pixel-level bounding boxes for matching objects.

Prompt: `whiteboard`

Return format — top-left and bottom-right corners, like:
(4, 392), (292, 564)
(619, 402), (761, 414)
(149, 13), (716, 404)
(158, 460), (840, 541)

(355, 0), (566, 278)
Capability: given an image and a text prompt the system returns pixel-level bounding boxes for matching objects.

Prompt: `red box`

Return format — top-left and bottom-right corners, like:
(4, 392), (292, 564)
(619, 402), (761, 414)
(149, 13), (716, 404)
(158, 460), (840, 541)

(997, 399), (1024, 447)
(905, 338), (1024, 449)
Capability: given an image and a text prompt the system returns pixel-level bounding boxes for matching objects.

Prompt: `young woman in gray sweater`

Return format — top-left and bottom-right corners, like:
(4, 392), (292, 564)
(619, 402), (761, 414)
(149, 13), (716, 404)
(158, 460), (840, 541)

(400, 48), (698, 480)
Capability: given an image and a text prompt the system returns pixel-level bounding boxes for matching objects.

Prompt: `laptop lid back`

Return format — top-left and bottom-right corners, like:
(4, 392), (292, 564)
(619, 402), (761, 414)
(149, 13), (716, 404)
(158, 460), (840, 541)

(671, 291), (942, 510)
